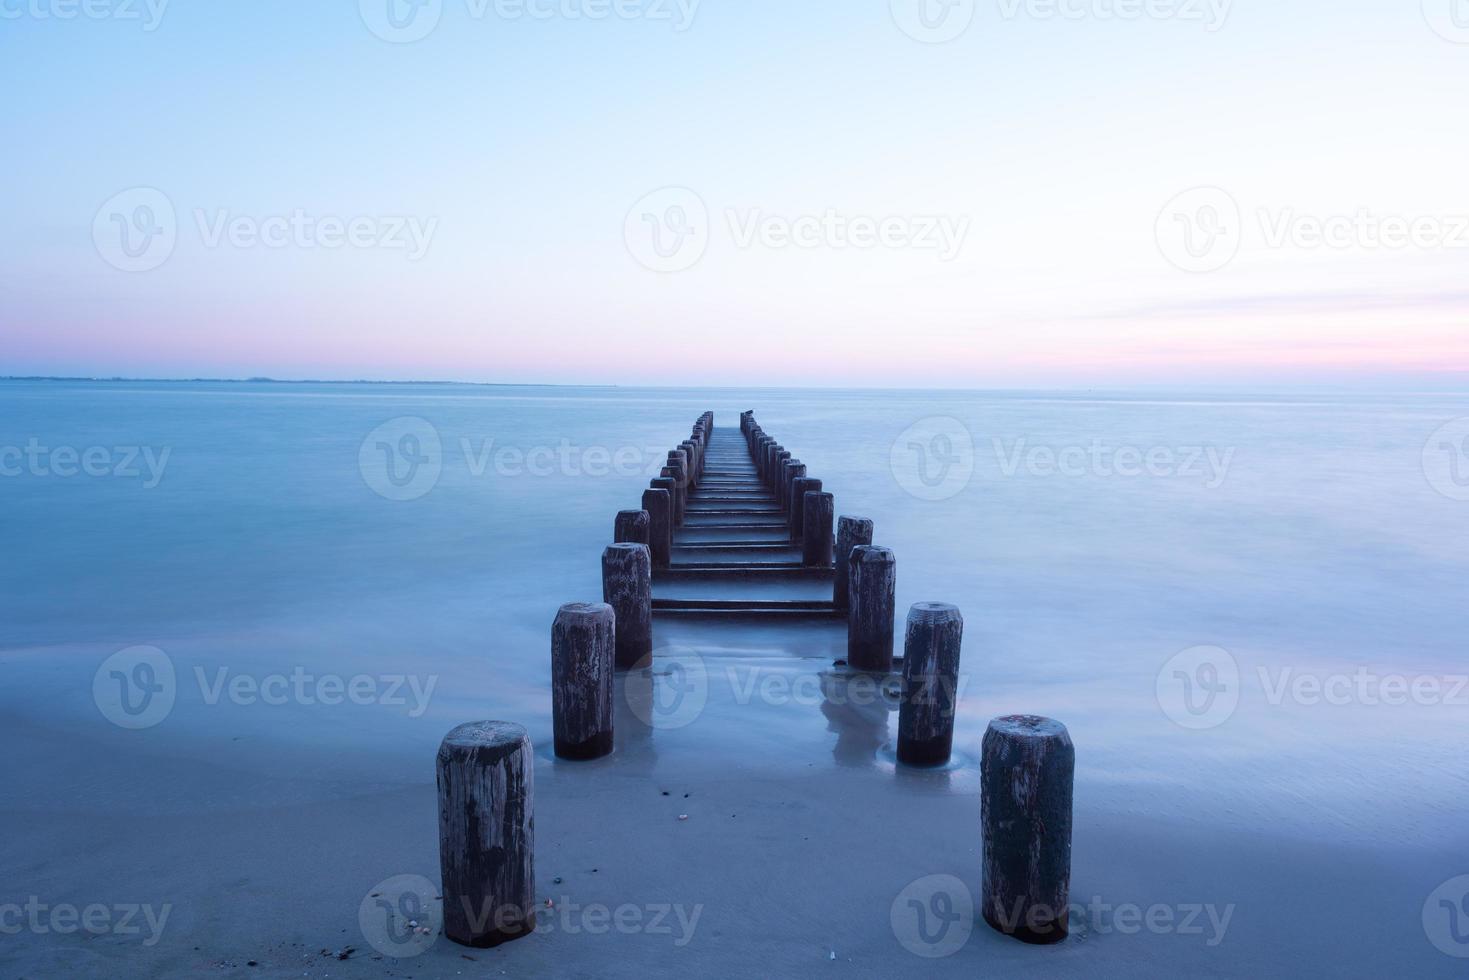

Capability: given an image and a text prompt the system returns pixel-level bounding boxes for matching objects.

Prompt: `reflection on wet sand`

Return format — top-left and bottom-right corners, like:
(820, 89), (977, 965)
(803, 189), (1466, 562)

(820, 669), (901, 767)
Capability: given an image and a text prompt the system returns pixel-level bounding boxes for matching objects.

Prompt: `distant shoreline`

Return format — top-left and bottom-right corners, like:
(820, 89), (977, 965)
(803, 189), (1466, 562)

(2, 376), (1465, 394)
(0, 376), (597, 388)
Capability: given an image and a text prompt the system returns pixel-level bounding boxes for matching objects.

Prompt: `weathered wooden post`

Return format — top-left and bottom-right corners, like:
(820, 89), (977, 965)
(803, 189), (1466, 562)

(668, 448), (689, 483)
(602, 544), (652, 670)
(847, 545), (895, 672)
(437, 721), (535, 948)
(666, 451), (690, 503)
(897, 603), (963, 766)
(802, 491), (834, 567)
(681, 439), (701, 485)
(778, 458), (799, 509)
(833, 516), (874, 610)
(764, 443), (782, 486)
(773, 449), (791, 491)
(614, 509), (650, 546)
(656, 470), (685, 526)
(551, 602), (615, 760)
(981, 716), (1074, 944)
(641, 488), (672, 568)
(756, 436), (773, 478)
(782, 461), (806, 512)
(789, 477), (823, 541)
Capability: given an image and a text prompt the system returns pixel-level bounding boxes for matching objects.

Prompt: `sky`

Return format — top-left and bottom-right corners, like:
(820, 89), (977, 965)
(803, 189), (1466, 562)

(2, 0), (1467, 387)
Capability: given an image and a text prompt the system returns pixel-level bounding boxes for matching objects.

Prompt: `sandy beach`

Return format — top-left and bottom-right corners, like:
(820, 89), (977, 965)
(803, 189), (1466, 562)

(3, 383), (1467, 977)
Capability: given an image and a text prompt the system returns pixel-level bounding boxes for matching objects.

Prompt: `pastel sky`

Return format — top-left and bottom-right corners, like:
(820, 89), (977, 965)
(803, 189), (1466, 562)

(3, 0), (1467, 386)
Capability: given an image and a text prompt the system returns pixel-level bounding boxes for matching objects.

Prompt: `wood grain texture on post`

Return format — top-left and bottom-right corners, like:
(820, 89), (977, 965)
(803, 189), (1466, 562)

(667, 450), (689, 493)
(601, 543), (652, 670)
(654, 471), (684, 526)
(897, 602), (963, 766)
(847, 545), (896, 672)
(614, 509), (650, 546)
(778, 458), (799, 509)
(833, 516), (874, 610)
(802, 491), (835, 567)
(437, 721), (535, 948)
(640, 488), (672, 568)
(551, 602), (615, 760)
(783, 461), (806, 513)
(981, 715), (1075, 945)
(788, 477), (823, 542)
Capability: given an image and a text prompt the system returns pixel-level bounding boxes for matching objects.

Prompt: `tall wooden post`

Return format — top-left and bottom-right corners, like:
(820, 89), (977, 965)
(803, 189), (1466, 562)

(802, 491), (835, 567)
(614, 509), (650, 546)
(602, 544), (652, 670)
(847, 545), (896, 672)
(897, 602), (963, 766)
(833, 516), (874, 610)
(981, 716), (1074, 944)
(437, 721), (535, 948)
(641, 488), (672, 568)
(551, 603), (615, 760)
(789, 477), (823, 542)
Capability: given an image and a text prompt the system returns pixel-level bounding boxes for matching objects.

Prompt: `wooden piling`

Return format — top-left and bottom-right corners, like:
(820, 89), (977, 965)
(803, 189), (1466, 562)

(437, 721), (535, 948)
(788, 477), (823, 542)
(897, 603), (963, 766)
(833, 516), (874, 610)
(640, 488), (672, 568)
(981, 715), (1074, 944)
(778, 458), (800, 509)
(783, 462), (807, 514)
(802, 491), (835, 567)
(551, 603), (615, 760)
(602, 544), (652, 670)
(614, 509), (650, 546)
(655, 470), (685, 526)
(847, 545), (896, 671)
(667, 449), (690, 492)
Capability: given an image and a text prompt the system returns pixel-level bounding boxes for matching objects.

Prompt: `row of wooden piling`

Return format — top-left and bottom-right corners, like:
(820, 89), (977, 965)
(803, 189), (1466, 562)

(742, 409), (1076, 943)
(432, 410), (1075, 950)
